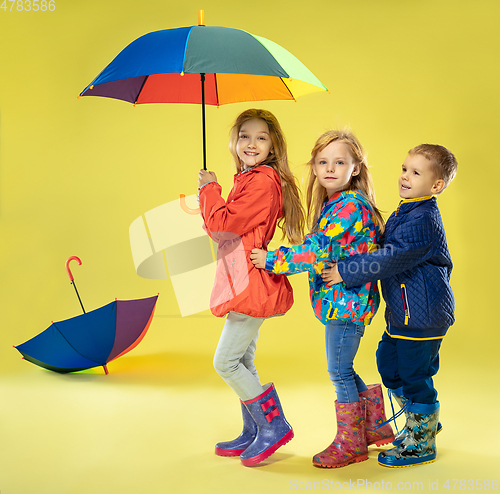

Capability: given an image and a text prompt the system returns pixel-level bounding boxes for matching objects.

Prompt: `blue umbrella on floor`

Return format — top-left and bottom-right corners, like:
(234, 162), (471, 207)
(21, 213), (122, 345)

(14, 257), (158, 374)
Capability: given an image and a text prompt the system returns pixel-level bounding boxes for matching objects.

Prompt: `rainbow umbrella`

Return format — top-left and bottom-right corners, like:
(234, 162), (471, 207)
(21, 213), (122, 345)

(79, 11), (327, 169)
(14, 257), (158, 374)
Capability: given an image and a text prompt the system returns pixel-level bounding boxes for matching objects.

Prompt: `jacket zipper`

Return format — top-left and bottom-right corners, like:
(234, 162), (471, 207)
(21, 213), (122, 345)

(400, 284), (410, 325)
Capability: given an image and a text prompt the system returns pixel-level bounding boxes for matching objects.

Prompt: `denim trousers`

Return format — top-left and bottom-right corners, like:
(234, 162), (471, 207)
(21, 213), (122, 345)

(376, 331), (442, 404)
(325, 319), (368, 403)
(213, 311), (266, 401)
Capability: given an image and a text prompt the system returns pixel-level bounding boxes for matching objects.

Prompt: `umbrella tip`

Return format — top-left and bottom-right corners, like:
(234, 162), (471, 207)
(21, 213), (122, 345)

(198, 9), (205, 26)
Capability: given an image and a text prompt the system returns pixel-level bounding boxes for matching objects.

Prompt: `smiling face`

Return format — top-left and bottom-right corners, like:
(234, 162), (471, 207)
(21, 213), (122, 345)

(236, 118), (273, 170)
(312, 141), (360, 198)
(399, 153), (445, 199)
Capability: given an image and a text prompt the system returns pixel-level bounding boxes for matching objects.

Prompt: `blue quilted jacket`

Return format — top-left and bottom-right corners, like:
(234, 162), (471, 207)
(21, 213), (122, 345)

(337, 196), (454, 339)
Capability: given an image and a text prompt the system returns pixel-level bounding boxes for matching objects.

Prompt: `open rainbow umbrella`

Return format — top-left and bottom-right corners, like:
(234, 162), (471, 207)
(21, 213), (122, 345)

(79, 11), (327, 169)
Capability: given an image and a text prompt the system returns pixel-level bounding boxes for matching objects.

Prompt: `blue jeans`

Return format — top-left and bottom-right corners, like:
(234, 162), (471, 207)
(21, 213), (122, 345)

(213, 312), (266, 401)
(376, 331), (442, 404)
(325, 319), (368, 403)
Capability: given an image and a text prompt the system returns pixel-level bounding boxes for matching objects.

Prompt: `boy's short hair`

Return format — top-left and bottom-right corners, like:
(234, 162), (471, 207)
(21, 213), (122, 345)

(409, 144), (457, 191)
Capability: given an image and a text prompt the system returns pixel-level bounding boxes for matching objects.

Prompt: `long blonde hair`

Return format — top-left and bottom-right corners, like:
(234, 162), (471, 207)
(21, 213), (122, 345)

(229, 109), (305, 244)
(306, 129), (384, 233)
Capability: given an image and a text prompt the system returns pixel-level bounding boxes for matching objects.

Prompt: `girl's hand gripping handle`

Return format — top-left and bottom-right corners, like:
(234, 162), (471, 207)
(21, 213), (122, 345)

(198, 169), (218, 189)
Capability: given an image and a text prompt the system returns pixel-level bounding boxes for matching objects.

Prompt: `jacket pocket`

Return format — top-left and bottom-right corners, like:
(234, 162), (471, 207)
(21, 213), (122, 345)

(400, 284), (410, 325)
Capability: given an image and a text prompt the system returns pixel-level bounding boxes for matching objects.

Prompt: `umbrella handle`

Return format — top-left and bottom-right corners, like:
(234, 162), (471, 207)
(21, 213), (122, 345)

(66, 256), (82, 281)
(179, 194), (200, 215)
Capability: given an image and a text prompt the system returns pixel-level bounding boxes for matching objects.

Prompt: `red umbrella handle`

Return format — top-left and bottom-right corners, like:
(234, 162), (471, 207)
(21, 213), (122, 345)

(66, 256), (82, 281)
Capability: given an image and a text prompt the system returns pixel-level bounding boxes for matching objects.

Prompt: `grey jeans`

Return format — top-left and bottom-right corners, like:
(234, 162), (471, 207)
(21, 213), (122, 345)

(213, 311), (265, 401)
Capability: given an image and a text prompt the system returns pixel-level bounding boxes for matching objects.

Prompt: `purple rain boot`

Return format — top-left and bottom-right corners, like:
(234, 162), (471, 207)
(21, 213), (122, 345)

(215, 402), (257, 456)
(360, 384), (395, 447)
(240, 383), (294, 466)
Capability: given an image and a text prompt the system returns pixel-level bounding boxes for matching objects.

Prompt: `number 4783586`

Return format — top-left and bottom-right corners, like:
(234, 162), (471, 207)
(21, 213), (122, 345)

(1, 0), (56, 11)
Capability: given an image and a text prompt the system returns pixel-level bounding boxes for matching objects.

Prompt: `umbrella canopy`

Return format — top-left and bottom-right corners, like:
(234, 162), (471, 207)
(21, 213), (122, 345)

(79, 16), (327, 168)
(15, 295), (158, 374)
(79, 25), (327, 105)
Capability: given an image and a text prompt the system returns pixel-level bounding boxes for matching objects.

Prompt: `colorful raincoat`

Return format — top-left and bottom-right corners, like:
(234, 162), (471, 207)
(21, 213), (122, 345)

(199, 165), (293, 318)
(265, 190), (380, 325)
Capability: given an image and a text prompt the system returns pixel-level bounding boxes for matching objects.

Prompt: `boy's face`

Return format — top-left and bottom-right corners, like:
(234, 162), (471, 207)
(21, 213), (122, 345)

(399, 153), (444, 199)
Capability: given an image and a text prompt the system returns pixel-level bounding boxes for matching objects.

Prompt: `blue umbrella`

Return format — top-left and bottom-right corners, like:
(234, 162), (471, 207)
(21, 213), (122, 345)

(14, 257), (158, 374)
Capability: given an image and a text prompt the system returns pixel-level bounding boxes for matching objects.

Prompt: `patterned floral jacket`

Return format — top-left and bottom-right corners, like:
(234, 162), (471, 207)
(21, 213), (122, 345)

(265, 190), (380, 325)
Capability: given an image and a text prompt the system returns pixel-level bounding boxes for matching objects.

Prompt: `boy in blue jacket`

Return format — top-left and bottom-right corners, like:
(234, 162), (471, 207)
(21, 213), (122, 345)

(324, 144), (457, 468)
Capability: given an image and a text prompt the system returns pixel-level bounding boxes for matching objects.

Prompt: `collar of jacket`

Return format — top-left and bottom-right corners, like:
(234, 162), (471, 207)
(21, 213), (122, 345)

(325, 189), (364, 207)
(395, 195), (434, 216)
(235, 164), (275, 178)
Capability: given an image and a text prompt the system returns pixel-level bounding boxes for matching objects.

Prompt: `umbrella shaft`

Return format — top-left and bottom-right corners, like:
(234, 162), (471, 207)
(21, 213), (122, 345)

(201, 73), (206, 170)
(71, 281), (86, 314)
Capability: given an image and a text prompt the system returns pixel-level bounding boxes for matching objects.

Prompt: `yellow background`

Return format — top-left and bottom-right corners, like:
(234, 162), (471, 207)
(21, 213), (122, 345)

(1, 1), (498, 493)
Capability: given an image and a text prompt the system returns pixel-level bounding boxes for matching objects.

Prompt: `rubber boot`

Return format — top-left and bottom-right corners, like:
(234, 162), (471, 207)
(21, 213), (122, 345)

(360, 384), (395, 447)
(390, 389), (442, 446)
(312, 399), (368, 468)
(240, 383), (294, 466)
(378, 401), (439, 468)
(215, 402), (257, 456)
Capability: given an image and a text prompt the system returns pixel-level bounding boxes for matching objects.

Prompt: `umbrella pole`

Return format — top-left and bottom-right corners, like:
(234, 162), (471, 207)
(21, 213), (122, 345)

(201, 73), (207, 170)
(71, 281), (86, 314)
(66, 257), (86, 314)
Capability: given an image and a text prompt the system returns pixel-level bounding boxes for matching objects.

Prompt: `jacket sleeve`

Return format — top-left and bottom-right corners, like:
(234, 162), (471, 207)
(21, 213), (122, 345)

(338, 213), (435, 288)
(198, 174), (279, 241)
(265, 201), (363, 275)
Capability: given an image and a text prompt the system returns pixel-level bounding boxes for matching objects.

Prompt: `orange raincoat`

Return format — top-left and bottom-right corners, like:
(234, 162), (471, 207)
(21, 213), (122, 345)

(198, 165), (293, 318)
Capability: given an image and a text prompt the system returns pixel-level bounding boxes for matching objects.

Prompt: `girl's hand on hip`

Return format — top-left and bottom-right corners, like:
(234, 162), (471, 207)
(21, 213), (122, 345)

(198, 169), (218, 188)
(321, 262), (343, 287)
(250, 248), (267, 269)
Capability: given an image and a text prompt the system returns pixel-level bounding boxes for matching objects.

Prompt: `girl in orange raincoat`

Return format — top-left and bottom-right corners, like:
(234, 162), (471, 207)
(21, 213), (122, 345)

(197, 109), (304, 466)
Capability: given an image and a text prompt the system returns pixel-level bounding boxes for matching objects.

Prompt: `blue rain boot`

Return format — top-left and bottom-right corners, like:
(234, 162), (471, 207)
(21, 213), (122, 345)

(215, 402), (257, 456)
(389, 388), (442, 446)
(379, 401), (439, 468)
(240, 383), (294, 466)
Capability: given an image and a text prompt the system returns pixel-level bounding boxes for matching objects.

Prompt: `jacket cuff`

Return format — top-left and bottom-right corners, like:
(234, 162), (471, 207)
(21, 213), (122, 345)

(198, 180), (217, 191)
(265, 251), (275, 272)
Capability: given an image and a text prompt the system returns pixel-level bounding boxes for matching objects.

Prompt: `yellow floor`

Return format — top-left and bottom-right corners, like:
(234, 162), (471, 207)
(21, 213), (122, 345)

(1, 308), (498, 494)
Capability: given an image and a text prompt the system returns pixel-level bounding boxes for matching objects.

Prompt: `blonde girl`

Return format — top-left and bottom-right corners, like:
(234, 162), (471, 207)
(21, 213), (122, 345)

(198, 108), (304, 467)
(251, 129), (394, 468)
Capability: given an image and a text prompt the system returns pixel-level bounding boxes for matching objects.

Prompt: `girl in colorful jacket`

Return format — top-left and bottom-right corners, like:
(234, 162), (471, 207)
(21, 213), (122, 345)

(251, 129), (394, 468)
(198, 109), (305, 467)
